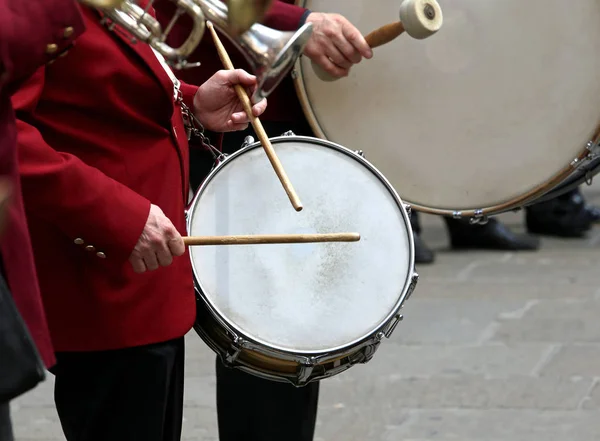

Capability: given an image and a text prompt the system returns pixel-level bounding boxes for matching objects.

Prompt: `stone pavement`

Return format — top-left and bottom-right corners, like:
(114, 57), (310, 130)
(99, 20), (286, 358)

(10, 186), (600, 441)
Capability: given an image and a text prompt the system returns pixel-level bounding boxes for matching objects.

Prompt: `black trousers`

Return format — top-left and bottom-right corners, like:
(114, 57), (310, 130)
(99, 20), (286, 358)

(215, 358), (320, 441)
(190, 119), (320, 441)
(0, 403), (13, 441)
(50, 337), (185, 441)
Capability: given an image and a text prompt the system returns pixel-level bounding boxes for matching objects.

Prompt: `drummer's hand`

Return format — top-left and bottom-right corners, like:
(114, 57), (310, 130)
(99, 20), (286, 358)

(304, 12), (372, 78)
(129, 204), (186, 274)
(193, 69), (267, 132)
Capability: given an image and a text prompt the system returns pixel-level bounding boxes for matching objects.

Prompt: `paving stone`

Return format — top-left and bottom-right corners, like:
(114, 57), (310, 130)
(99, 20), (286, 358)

(415, 280), (597, 300)
(181, 406), (218, 440)
(11, 376), (55, 409)
(394, 298), (530, 345)
(319, 374), (591, 410)
(539, 345), (600, 378)
(492, 300), (600, 344)
(382, 409), (599, 441)
(10, 407), (64, 440)
(580, 380), (600, 410)
(183, 376), (216, 408)
(332, 343), (553, 378)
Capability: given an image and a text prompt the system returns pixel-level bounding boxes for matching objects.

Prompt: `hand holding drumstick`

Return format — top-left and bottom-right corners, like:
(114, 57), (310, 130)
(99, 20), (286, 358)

(206, 21), (304, 212)
(311, 0), (443, 81)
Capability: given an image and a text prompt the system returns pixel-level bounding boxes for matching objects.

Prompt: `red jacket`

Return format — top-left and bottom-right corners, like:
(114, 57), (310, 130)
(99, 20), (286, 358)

(0, 0), (85, 367)
(11, 5), (200, 353)
(155, 0), (309, 124)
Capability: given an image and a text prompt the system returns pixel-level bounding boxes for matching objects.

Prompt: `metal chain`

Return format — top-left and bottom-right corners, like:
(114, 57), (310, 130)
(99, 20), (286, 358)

(179, 100), (224, 161)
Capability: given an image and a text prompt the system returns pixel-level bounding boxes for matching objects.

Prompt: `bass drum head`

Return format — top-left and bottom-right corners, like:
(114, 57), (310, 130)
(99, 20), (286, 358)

(294, 0), (600, 214)
(187, 137), (413, 354)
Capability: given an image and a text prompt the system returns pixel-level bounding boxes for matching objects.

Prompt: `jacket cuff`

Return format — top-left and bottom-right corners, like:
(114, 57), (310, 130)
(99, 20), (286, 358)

(67, 188), (151, 264)
(180, 82), (199, 110)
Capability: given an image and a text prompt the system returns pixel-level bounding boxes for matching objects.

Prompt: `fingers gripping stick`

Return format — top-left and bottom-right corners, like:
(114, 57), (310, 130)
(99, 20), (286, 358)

(207, 21), (304, 212)
(312, 0), (443, 81)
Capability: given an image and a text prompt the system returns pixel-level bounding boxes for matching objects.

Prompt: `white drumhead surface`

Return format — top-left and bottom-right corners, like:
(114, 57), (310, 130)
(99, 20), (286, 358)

(297, 0), (600, 210)
(188, 139), (412, 352)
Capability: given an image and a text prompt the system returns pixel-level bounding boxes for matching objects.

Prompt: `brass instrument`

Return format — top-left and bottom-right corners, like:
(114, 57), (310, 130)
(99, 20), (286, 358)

(227, 0), (275, 34)
(78, 0), (312, 99)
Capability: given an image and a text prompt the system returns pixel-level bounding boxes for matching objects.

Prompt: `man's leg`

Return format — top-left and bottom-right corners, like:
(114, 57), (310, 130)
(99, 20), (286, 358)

(0, 403), (14, 441)
(215, 358), (319, 441)
(51, 337), (185, 441)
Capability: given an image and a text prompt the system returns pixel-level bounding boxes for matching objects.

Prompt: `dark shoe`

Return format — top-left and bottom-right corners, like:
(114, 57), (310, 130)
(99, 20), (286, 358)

(585, 204), (600, 223)
(445, 218), (540, 251)
(526, 189), (592, 237)
(414, 233), (435, 264)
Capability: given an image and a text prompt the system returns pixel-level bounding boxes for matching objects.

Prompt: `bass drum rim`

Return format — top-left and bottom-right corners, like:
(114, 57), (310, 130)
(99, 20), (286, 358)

(291, 0), (600, 218)
(187, 135), (417, 357)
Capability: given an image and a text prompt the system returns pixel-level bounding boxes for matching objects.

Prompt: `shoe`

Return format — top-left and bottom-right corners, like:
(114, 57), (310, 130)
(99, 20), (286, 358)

(526, 190), (592, 237)
(414, 233), (435, 264)
(585, 204), (600, 223)
(445, 218), (540, 250)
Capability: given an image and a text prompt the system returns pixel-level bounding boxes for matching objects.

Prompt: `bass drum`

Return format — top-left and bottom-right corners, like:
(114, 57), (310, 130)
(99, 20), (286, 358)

(293, 0), (600, 219)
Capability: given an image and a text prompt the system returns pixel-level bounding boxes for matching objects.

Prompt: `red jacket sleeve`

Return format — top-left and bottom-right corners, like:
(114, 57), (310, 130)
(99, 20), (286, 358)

(13, 68), (151, 264)
(262, 1), (310, 31)
(180, 81), (199, 110)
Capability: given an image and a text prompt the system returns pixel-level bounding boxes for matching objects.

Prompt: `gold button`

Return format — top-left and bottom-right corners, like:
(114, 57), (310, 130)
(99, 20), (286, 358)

(46, 44), (58, 54)
(96, 252), (106, 259)
(85, 245), (95, 252)
(74, 238), (84, 245)
(59, 50), (69, 58)
(63, 27), (74, 38)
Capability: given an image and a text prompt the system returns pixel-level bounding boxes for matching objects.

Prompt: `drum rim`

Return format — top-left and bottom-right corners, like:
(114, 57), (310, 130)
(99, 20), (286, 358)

(291, 0), (600, 218)
(187, 135), (416, 356)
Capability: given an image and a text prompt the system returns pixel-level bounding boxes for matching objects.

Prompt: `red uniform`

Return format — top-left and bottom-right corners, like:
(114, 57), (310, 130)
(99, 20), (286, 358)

(11, 5), (199, 353)
(0, 0), (85, 367)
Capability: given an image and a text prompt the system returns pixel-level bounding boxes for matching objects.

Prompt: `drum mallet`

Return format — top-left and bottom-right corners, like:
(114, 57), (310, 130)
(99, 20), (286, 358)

(312, 0), (443, 81)
(207, 21), (304, 212)
(183, 232), (361, 246)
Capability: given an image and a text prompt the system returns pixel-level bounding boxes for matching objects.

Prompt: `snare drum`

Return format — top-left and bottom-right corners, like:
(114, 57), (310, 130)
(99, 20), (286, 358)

(187, 135), (417, 386)
(293, 0), (600, 220)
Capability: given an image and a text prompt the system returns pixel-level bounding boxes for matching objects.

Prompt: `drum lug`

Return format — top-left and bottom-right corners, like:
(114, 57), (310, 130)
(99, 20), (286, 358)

(404, 204), (412, 217)
(405, 272), (419, 302)
(223, 335), (246, 366)
(241, 136), (255, 148)
(469, 209), (489, 225)
(296, 356), (317, 386)
(357, 339), (382, 364)
(586, 139), (600, 156)
(384, 314), (404, 339)
(281, 130), (296, 137)
(452, 211), (462, 219)
(354, 150), (365, 158)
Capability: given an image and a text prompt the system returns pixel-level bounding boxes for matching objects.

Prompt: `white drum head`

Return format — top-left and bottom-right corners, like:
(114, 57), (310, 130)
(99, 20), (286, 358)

(188, 138), (413, 353)
(294, 0), (600, 212)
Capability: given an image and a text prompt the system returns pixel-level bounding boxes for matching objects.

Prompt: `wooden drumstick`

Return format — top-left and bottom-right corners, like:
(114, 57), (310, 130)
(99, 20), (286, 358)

(364, 22), (406, 49)
(183, 232), (361, 246)
(206, 21), (304, 212)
